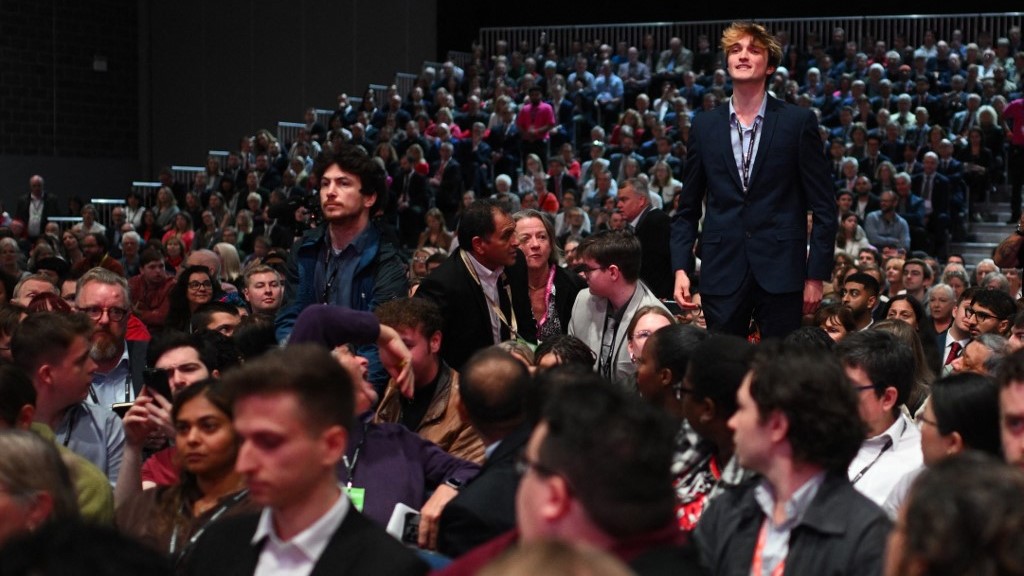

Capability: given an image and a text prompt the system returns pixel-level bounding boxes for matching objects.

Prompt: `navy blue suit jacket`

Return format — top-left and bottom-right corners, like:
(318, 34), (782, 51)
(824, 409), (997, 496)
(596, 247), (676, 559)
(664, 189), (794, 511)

(670, 95), (836, 296)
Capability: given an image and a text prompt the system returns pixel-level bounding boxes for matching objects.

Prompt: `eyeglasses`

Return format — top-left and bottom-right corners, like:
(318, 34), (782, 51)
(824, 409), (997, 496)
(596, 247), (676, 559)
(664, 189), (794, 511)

(572, 264), (606, 278)
(917, 414), (939, 429)
(188, 281), (213, 291)
(78, 306), (128, 322)
(852, 384), (876, 393)
(964, 307), (998, 322)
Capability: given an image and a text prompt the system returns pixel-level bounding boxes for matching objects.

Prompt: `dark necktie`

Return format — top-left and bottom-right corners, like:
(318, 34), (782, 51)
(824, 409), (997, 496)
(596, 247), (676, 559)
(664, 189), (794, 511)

(945, 341), (962, 365)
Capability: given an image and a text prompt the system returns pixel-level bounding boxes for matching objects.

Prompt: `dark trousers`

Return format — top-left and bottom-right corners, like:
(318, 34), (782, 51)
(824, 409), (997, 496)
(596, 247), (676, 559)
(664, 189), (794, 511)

(701, 269), (803, 341)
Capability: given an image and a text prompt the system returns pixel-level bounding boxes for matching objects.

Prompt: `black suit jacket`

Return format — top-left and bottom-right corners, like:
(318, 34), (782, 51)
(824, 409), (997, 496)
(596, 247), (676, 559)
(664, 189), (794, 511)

(635, 207), (674, 299)
(14, 193), (61, 236)
(436, 422), (531, 558)
(430, 159), (464, 215)
(415, 248), (531, 370)
(912, 172), (951, 227)
(184, 508), (428, 576)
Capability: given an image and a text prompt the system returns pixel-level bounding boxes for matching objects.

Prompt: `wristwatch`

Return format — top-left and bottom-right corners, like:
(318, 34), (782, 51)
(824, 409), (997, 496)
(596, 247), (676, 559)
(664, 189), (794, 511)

(444, 478), (464, 491)
(1016, 223), (1024, 236)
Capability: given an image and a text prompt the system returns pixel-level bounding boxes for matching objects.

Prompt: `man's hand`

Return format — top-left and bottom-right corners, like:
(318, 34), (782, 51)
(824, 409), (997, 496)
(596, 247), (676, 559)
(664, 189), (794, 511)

(417, 484), (458, 550)
(803, 279), (824, 315)
(143, 387), (175, 439)
(377, 324), (414, 398)
(673, 270), (699, 310)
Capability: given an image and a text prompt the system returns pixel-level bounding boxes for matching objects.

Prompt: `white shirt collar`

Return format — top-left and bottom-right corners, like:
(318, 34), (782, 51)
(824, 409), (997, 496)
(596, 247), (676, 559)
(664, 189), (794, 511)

(251, 486), (349, 566)
(866, 411), (914, 450)
(466, 251), (503, 285)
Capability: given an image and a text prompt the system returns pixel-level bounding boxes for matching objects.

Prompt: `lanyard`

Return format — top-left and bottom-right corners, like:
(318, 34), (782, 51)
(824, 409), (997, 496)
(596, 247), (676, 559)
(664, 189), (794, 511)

(736, 117), (762, 192)
(460, 250), (518, 340)
(62, 405), (80, 447)
(750, 520), (786, 576)
(851, 432), (896, 485)
(169, 488), (250, 556)
(321, 243), (339, 304)
(342, 421), (369, 488)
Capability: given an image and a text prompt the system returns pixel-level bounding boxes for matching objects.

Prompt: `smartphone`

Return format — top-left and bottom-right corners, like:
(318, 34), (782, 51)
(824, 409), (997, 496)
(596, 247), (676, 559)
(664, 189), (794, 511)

(111, 402), (134, 418)
(661, 299), (683, 315)
(142, 368), (173, 400)
(400, 511), (421, 545)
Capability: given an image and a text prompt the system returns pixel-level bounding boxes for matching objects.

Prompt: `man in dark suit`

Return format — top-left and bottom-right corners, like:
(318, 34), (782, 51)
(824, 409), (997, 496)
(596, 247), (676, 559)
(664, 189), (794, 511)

(415, 199), (529, 371)
(429, 142), (464, 230)
(617, 178), (674, 299)
(15, 174), (61, 241)
(913, 152), (953, 259)
(392, 155), (430, 249)
(437, 347), (532, 558)
(184, 346), (427, 576)
(671, 22), (836, 339)
(454, 122), (492, 195)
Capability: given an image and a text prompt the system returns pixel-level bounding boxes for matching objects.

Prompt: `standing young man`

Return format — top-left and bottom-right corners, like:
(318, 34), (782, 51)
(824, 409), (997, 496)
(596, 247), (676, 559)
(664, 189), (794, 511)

(671, 22), (836, 338)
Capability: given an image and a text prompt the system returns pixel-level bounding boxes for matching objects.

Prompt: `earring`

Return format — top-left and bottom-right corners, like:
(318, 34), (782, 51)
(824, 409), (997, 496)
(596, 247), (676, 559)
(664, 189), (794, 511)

(673, 383), (682, 401)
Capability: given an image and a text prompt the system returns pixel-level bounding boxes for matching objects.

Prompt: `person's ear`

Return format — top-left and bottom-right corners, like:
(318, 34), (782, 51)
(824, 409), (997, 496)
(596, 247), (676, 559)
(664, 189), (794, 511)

(319, 425), (348, 468)
(946, 430), (965, 456)
(881, 386), (899, 412)
(15, 404), (35, 430)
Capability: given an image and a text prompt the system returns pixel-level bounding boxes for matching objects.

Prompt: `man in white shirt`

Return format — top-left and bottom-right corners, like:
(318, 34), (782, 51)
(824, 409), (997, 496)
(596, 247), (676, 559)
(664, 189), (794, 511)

(836, 331), (923, 506)
(185, 345), (427, 576)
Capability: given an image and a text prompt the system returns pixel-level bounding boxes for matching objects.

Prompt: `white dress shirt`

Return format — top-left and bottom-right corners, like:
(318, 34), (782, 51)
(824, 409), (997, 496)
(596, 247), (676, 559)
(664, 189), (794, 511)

(848, 411), (923, 506)
(252, 487), (350, 576)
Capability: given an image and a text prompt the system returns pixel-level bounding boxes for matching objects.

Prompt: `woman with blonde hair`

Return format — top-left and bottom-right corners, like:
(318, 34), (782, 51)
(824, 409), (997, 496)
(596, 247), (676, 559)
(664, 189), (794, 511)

(213, 242), (243, 291)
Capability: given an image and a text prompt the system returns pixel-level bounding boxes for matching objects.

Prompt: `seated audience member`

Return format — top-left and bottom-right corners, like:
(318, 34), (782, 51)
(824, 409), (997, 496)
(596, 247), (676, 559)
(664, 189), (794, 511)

(883, 372), (1002, 517)
(71, 233), (125, 277)
(965, 287), (1016, 337)
(814, 302), (857, 342)
(165, 265), (225, 334)
(11, 273), (58, 307)
(0, 429), (79, 547)
(476, 539), (634, 576)
(841, 271), (880, 331)
(533, 333), (597, 371)
(287, 305), (478, 543)
(241, 263), (285, 319)
(373, 297), (485, 463)
(184, 346), (429, 575)
(117, 330), (241, 504)
(12, 312), (124, 485)
(116, 379), (257, 569)
(695, 341), (890, 575)
(870, 319), (935, 413)
(639, 328), (756, 531)
(835, 330), (923, 506)
(951, 333), (1009, 376)
(625, 305), (676, 365)
(128, 248), (175, 332)
(438, 347), (533, 558)
(0, 364), (113, 525)
(190, 301), (242, 338)
(885, 452), (1024, 576)
(438, 374), (704, 575)
(568, 230), (668, 386)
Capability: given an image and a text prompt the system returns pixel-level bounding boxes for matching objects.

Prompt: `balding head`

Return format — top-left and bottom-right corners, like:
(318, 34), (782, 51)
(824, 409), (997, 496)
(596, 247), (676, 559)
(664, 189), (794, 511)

(186, 249), (221, 279)
(459, 347), (531, 442)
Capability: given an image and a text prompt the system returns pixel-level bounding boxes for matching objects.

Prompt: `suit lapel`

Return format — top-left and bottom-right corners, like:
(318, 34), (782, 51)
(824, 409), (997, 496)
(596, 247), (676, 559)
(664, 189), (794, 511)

(746, 97), (780, 191)
(309, 511), (363, 576)
(715, 106), (745, 192)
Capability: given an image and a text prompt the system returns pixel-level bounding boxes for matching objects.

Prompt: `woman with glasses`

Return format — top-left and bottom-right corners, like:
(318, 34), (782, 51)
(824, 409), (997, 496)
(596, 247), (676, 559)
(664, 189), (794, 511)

(165, 266), (223, 333)
(625, 305), (676, 365)
(117, 379), (256, 572)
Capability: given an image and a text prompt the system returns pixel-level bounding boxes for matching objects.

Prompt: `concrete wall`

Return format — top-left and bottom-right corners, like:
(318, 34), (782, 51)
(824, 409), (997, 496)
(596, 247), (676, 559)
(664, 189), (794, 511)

(0, 0), (436, 215)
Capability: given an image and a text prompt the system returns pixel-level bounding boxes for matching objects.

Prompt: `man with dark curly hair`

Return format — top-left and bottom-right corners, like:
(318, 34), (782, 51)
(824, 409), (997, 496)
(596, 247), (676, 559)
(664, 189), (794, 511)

(695, 340), (890, 575)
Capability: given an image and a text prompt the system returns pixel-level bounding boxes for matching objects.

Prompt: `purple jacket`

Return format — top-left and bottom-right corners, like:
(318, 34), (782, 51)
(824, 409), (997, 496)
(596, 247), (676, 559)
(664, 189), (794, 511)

(338, 412), (480, 527)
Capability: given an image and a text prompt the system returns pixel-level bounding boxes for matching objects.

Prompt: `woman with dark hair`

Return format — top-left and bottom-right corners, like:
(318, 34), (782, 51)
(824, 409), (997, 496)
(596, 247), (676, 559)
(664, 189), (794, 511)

(955, 126), (995, 222)
(162, 212), (195, 253)
(814, 302), (857, 342)
(165, 266), (224, 333)
(116, 379), (255, 570)
(635, 327), (758, 531)
(137, 208), (164, 244)
(835, 210), (870, 257)
(919, 372), (1001, 463)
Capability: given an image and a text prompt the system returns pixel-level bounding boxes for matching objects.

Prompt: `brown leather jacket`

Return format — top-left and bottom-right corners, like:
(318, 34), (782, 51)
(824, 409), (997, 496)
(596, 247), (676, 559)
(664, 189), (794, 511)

(374, 362), (485, 464)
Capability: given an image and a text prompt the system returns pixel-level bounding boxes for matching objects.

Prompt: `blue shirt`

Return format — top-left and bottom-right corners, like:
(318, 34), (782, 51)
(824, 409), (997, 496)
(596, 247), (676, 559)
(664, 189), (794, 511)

(314, 224), (375, 309)
(729, 95), (769, 192)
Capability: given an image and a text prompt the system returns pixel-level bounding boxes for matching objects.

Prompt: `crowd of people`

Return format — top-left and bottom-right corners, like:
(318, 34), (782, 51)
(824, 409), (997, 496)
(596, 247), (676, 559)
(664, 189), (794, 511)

(0, 18), (1023, 576)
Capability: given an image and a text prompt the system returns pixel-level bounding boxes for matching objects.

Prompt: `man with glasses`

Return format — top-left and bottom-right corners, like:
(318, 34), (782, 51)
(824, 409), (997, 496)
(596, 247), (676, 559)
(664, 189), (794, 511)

(76, 267), (147, 411)
(835, 330), (922, 507)
(438, 372), (703, 574)
(568, 230), (667, 387)
(965, 288), (1017, 338)
(72, 232), (125, 277)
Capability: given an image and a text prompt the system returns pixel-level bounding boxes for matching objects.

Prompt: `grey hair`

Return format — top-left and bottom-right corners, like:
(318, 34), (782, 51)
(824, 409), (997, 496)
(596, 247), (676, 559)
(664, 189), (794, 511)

(973, 333), (1009, 374)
